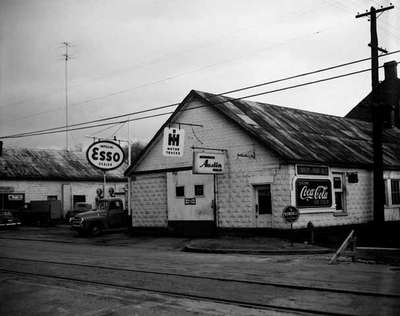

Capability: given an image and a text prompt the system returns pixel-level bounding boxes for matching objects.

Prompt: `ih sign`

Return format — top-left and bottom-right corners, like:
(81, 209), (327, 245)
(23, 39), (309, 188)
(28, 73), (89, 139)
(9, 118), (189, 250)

(162, 127), (185, 157)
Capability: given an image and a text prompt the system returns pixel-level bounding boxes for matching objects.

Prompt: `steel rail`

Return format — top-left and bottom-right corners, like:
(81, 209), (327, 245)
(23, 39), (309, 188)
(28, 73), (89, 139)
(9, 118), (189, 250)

(0, 267), (361, 316)
(0, 256), (398, 299)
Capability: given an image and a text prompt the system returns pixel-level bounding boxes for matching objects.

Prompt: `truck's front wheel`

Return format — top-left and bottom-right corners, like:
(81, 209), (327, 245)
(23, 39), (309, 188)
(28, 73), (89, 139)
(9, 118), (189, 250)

(90, 223), (102, 237)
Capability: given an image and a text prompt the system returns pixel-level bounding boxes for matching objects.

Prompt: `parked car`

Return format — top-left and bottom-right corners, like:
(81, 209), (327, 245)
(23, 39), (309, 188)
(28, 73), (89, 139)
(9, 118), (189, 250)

(0, 211), (21, 229)
(65, 202), (92, 223)
(70, 198), (128, 236)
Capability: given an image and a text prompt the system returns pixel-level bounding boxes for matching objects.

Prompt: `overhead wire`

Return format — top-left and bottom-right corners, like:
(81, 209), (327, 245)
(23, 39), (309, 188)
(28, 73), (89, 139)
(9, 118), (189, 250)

(2, 49), (399, 139)
(2, 61), (395, 139)
(2, 50), (399, 139)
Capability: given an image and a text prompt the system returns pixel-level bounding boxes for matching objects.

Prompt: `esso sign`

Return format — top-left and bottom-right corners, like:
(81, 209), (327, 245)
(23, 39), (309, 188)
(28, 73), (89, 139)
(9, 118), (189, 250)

(86, 141), (125, 171)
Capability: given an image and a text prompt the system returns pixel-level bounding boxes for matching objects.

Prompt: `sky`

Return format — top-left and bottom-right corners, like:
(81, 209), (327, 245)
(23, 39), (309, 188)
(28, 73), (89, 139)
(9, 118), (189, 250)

(0, 0), (399, 151)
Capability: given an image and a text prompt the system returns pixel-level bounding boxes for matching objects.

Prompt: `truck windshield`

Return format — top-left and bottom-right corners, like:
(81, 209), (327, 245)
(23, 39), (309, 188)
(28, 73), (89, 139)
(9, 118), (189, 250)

(98, 201), (108, 210)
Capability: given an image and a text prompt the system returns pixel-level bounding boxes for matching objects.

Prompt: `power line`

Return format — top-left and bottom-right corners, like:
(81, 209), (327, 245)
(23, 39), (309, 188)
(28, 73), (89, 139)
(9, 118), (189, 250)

(1, 63), (393, 140)
(3, 51), (399, 139)
(219, 49), (400, 96)
(4, 102), (180, 138)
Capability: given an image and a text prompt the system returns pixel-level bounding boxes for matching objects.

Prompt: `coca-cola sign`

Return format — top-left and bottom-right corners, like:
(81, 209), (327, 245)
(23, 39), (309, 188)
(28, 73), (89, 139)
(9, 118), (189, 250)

(295, 179), (332, 208)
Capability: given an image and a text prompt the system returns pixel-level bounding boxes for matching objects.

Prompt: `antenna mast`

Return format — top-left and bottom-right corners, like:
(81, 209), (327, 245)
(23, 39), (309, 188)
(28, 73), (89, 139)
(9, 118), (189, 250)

(62, 41), (71, 151)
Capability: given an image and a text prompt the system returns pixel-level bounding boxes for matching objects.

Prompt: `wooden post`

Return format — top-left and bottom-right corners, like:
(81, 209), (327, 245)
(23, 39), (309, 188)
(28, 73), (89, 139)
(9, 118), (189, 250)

(329, 230), (355, 264)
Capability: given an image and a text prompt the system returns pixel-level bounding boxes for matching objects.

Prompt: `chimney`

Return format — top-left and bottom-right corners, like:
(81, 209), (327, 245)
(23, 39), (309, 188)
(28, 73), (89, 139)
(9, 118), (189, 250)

(384, 60), (398, 81)
(382, 61), (399, 128)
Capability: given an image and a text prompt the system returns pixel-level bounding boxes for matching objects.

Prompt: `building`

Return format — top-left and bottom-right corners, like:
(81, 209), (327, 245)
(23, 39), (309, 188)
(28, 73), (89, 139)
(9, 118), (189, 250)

(0, 146), (127, 216)
(125, 61), (400, 233)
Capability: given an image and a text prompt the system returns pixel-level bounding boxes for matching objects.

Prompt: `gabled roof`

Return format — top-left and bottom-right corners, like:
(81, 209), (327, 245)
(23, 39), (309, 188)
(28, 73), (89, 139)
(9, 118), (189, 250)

(346, 61), (400, 124)
(0, 148), (126, 181)
(126, 89), (400, 175)
(345, 78), (400, 122)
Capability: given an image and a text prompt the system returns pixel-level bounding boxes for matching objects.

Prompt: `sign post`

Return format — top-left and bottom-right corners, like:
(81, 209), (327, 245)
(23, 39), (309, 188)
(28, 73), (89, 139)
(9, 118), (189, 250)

(86, 140), (125, 201)
(192, 149), (226, 228)
(282, 206), (300, 246)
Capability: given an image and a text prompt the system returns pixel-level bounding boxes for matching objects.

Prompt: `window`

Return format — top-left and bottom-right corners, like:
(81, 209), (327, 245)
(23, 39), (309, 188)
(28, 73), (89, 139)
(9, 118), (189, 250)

(73, 195), (86, 207)
(333, 173), (345, 211)
(109, 200), (122, 209)
(176, 186), (184, 197)
(47, 195), (58, 201)
(194, 185), (204, 196)
(391, 179), (400, 205)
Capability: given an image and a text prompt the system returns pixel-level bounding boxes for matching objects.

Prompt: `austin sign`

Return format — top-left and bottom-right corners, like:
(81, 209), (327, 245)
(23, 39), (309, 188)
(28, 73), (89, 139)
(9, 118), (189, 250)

(86, 140), (125, 171)
(193, 152), (225, 174)
(295, 178), (332, 208)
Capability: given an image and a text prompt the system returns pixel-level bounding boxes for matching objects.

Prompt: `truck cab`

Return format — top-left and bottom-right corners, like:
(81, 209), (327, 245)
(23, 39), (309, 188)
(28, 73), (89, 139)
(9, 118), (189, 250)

(70, 198), (128, 236)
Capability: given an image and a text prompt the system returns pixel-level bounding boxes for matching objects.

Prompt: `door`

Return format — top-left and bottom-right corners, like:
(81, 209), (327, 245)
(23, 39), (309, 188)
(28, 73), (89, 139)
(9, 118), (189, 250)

(62, 184), (72, 215)
(167, 170), (214, 222)
(108, 200), (125, 228)
(254, 185), (272, 227)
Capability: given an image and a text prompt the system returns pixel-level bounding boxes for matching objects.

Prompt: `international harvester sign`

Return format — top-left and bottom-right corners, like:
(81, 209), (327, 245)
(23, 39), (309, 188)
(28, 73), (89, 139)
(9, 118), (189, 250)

(86, 140), (125, 171)
(295, 179), (332, 208)
(193, 152), (225, 174)
(162, 127), (185, 157)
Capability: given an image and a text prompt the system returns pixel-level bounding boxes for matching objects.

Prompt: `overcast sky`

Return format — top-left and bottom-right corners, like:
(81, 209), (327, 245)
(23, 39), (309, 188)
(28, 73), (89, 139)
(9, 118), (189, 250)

(1, 0), (399, 150)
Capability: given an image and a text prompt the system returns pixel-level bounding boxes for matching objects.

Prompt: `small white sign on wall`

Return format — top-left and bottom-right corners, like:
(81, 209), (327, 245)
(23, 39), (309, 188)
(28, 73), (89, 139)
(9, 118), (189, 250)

(162, 127), (185, 157)
(193, 151), (225, 174)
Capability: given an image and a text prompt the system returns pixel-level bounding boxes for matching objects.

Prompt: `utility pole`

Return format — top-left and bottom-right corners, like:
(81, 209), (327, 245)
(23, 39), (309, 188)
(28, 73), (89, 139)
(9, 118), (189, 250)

(127, 118), (132, 218)
(62, 41), (71, 151)
(356, 5), (394, 225)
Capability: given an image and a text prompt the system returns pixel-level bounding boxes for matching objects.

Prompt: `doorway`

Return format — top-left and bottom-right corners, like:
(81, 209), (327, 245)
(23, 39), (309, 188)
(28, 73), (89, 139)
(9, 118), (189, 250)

(254, 184), (272, 227)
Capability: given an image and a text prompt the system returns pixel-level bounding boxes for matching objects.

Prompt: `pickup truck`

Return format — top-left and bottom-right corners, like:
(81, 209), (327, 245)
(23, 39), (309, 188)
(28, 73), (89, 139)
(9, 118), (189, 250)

(70, 198), (129, 236)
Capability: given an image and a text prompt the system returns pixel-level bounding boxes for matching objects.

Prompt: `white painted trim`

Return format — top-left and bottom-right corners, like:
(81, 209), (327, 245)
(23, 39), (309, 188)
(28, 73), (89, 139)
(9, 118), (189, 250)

(300, 208), (335, 214)
(249, 175), (273, 184)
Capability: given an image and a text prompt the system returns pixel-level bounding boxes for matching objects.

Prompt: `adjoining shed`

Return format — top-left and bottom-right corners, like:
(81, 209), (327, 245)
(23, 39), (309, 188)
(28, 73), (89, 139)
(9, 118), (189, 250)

(125, 61), (400, 234)
(0, 147), (127, 216)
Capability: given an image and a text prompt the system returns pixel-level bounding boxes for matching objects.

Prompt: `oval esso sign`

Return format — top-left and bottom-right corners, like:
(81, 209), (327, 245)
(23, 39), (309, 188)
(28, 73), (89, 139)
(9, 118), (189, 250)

(86, 141), (125, 171)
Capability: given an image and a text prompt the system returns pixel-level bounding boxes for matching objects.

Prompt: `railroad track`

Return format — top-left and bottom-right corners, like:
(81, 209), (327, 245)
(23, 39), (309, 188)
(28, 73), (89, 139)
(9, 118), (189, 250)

(1, 256), (399, 316)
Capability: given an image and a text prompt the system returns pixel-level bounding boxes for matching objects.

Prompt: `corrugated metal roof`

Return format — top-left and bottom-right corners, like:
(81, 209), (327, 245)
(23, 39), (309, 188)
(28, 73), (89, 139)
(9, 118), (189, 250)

(0, 148), (126, 181)
(194, 90), (400, 169)
(124, 89), (400, 176)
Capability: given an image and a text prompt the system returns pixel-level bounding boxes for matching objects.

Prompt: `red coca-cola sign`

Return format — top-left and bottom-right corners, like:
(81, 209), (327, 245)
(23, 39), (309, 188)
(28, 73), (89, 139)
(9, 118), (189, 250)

(295, 179), (332, 208)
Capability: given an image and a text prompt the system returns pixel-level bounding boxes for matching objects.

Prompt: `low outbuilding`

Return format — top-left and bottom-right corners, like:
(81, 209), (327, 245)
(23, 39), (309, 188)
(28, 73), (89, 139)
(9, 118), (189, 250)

(0, 147), (127, 216)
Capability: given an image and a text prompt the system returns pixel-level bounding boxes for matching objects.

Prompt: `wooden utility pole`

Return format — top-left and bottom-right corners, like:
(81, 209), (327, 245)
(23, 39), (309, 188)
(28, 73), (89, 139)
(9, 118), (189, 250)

(356, 5), (394, 224)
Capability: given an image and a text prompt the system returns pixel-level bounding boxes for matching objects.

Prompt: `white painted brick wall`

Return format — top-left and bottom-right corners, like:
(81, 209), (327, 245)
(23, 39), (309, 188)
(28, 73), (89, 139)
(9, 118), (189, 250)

(129, 96), (398, 229)
(273, 168), (375, 229)
(131, 174), (168, 227)
(132, 97), (282, 228)
(0, 180), (126, 215)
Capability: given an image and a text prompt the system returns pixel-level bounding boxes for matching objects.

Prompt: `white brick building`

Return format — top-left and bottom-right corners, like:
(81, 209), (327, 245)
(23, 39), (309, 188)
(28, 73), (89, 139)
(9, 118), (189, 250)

(0, 147), (127, 216)
(125, 63), (400, 234)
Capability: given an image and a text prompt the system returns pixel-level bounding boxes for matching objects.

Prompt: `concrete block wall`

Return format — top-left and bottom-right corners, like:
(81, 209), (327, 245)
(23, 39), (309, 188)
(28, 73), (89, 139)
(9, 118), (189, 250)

(0, 180), (126, 215)
(132, 97), (283, 228)
(0, 180), (61, 203)
(270, 165), (293, 228)
(131, 174), (168, 227)
(129, 95), (398, 229)
(274, 168), (375, 229)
